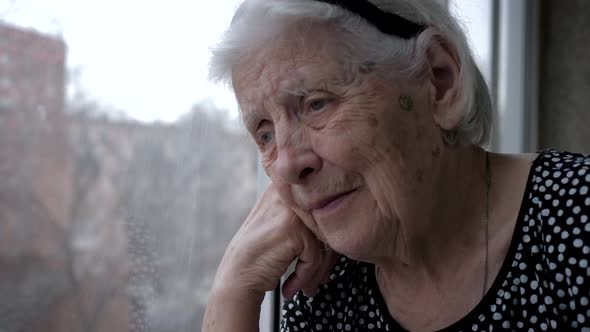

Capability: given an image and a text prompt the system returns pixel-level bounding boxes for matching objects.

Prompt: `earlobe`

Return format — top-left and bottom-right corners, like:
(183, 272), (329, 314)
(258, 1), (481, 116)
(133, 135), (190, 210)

(426, 35), (464, 131)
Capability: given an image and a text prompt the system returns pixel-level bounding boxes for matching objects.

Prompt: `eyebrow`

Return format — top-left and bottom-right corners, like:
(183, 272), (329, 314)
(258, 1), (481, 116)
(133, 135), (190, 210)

(240, 79), (338, 132)
(279, 76), (340, 97)
(240, 93), (301, 133)
(242, 108), (264, 133)
(283, 87), (311, 97)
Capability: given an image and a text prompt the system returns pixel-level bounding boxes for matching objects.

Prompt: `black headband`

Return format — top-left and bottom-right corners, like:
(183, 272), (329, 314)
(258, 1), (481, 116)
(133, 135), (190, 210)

(313, 0), (425, 39)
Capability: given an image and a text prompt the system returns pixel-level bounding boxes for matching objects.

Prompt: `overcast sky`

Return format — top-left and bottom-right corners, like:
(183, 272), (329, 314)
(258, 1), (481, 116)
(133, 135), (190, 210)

(0, 0), (491, 123)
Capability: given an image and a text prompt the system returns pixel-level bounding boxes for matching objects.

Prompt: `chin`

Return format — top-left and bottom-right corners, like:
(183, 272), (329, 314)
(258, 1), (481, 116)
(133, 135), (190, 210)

(325, 230), (378, 262)
(324, 213), (386, 263)
(312, 187), (391, 262)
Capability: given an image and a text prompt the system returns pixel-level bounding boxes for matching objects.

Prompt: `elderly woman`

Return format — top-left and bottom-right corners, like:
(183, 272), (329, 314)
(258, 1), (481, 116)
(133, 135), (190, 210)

(203, 0), (590, 331)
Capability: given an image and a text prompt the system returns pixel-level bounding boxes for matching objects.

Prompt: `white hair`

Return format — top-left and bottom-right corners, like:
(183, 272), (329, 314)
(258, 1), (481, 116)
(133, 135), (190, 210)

(209, 0), (492, 146)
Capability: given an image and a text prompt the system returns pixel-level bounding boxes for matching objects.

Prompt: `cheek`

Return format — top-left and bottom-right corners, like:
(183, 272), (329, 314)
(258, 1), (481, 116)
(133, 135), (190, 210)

(313, 106), (406, 172)
(260, 148), (277, 174)
(273, 186), (324, 240)
(311, 104), (438, 218)
(271, 178), (298, 211)
(312, 110), (376, 166)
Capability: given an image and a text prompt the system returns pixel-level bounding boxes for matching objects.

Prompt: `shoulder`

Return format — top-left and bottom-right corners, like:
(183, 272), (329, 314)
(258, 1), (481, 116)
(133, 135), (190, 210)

(514, 150), (590, 325)
(532, 149), (589, 181)
(524, 150), (589, 226)
(525, 149), (590, 247)
(528, 150), (589, 213)
(496, 149), (589, 248)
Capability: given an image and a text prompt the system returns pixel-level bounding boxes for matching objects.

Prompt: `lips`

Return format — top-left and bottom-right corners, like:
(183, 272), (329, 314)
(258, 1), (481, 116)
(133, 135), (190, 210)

(308, 189), (357, 212)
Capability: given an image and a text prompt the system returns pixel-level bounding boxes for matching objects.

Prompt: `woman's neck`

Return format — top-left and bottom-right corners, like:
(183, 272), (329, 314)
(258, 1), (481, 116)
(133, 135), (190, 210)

(372, 149), (536, 331)
(376, 145), (489, 273)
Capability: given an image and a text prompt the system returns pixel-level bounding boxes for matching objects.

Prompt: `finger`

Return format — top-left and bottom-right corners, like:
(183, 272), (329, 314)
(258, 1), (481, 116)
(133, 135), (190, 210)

(281, 227), (323, 298)
(307, 247), (338, 292)
(304, 246), (338, 292)
(284, 259), (319, 298)
(281, 255), (320, 299)
(318, 249), (339, 283)
(282, 238), (340, 298)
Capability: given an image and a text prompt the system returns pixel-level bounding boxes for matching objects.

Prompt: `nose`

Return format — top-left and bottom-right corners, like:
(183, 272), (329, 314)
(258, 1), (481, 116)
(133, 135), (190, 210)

(273, 130), (321, 184)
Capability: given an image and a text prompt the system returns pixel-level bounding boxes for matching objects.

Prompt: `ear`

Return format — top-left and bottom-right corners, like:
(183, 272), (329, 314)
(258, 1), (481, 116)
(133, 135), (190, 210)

(425, 35), (464, 131)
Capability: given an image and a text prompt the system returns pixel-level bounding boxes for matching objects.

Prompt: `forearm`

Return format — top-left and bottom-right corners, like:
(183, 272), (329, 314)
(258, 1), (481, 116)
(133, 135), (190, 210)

(202, 289), (263, 332)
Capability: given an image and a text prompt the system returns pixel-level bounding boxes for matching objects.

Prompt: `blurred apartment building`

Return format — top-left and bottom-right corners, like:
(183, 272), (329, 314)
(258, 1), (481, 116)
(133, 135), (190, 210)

(0, 23), (125, 332)
(0, 22), (77, 330)
(0, 22), (66, 114)
(0, 22), (71, 234)
(0, 22), (256, 331)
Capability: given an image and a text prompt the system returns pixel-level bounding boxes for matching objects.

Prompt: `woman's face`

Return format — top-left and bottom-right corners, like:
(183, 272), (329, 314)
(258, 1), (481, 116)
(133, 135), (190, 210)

(233, 35), (445, 260)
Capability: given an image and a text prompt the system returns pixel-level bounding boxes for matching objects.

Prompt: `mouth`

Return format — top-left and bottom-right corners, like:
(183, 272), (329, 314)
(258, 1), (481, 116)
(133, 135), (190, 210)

(309, 188), (358, 217)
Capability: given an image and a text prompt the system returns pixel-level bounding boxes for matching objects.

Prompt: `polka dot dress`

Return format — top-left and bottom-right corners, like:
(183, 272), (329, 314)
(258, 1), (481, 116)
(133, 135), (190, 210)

(280, 150), (590, 331)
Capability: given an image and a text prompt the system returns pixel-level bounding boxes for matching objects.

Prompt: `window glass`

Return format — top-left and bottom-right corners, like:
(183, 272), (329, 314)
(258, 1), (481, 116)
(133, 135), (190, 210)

(0, 1), (254, 331)
(449, 0), (494, 85)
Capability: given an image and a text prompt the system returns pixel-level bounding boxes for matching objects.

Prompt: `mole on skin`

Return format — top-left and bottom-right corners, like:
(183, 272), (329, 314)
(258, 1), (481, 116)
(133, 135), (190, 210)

(368, 114), (379, 128)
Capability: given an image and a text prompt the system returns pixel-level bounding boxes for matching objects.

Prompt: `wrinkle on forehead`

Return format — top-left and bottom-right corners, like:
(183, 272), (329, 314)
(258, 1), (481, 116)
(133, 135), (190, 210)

(234, 50), (362, 126)
(232, 22), (374, 130)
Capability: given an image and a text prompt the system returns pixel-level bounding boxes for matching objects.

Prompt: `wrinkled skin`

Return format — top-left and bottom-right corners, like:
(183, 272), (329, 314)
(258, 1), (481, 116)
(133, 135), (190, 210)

(212, 25), (450, 299)
(211, 184), (337, 299)
(203, 25), (507, 332)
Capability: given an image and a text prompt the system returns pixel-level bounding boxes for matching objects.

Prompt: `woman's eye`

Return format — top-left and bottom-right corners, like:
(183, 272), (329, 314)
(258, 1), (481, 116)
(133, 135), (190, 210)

(308, 99), (329, 112)
(259, 131), (273, 145)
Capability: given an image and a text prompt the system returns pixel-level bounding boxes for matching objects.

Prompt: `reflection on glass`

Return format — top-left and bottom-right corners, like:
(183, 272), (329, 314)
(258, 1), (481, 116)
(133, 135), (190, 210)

(449, 0), (492, 84)
(0, 1), (253, 331)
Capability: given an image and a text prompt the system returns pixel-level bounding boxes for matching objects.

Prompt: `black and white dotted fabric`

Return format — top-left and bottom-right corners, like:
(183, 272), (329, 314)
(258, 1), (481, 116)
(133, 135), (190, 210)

(280, 150), (590, 331)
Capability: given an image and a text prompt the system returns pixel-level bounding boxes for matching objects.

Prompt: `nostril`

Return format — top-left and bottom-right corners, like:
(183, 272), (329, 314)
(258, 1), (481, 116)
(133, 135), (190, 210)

(299, 167), (314, 179)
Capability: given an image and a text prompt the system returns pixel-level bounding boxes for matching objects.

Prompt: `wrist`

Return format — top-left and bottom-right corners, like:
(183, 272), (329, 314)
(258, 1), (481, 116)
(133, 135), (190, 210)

(208, 285), (266, 306)
(203, 287), (264, 332)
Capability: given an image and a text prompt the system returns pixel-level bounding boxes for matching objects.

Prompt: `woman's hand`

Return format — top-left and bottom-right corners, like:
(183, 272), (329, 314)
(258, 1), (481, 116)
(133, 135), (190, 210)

(203, 184), (337, 331)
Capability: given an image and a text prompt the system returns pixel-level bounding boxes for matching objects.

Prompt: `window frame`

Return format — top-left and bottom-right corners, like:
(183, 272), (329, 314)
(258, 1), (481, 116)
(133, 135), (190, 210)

(492, 0), (540, 153)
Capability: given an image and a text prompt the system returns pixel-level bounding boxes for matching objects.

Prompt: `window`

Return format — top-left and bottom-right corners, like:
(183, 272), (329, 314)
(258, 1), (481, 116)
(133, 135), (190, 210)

(0, 76), (11, 89)
(0, 1), (254, 331)
(0, 1), (542, 331)
(450, 0), (541, 153)
(0, 94), (14, 108)
(449, 0), (493, 85)
(0, 52), (9, 65)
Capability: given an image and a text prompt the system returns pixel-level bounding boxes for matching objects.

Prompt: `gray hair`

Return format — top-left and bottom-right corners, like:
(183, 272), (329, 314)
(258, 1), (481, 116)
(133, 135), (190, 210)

(209, 0), (492, 146)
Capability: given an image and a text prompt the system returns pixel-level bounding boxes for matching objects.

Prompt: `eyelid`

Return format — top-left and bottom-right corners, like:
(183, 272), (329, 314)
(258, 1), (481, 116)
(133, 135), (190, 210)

(303, 94), (334, 112)
(307, 98), (328, 110)
(252, 118), (270, 133)
(254, 120), (273, 145)
(303, 88), (331, 99)
(243, 111), (259, 134)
